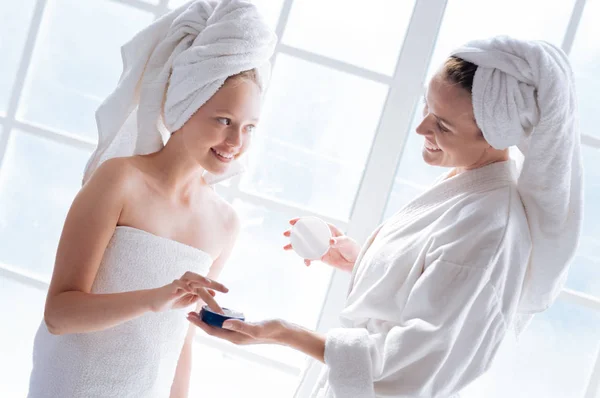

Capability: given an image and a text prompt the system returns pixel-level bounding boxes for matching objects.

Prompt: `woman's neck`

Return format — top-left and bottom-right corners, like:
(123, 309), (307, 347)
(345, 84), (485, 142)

(451, 149), (510, 178)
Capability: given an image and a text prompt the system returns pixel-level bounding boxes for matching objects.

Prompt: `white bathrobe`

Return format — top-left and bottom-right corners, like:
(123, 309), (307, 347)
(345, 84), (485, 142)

(311, 160), (532, 398)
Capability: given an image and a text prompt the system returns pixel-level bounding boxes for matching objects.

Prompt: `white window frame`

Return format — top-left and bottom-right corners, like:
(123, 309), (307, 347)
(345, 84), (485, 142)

(0, 0), (599, 396)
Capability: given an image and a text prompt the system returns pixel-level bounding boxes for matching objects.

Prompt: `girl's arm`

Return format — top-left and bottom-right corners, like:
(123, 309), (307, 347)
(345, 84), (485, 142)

(45, 159), (226, 335)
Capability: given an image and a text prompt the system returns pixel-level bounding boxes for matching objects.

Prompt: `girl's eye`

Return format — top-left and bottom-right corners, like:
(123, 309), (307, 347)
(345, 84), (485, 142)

(217, 117), (231, 126)
(245, 125), (256, 134)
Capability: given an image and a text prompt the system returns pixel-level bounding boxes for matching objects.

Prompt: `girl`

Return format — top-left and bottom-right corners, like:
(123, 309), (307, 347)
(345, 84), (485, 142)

(28, 1), (276, 397)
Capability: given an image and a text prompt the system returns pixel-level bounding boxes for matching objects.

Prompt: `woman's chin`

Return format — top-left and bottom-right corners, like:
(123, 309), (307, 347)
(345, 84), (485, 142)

(421, 149), (443, 166)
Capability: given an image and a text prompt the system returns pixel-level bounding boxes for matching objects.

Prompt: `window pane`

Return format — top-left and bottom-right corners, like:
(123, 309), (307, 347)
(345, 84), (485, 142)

(570, 237), (600, 297)
(0, 131), (91, 279)
(0, 0), (37, 115)
(169, 0), (191, 7)
(0, 277), (46, 398)
(461, 300), (600, 397)
(241, 54), (388, 220)
(17, 0), (154, 139)
(245, 0), (285, 29)
(384, 100), (443, 218)
(168, 0), (284, 30)
(426, 0), (576, 79)
(566, 145), (600, 296)
(283, 0), (416, 75)
(189, 343), (299, 398)
(569, 0), (600, 137)
(215, 199), (333, 366)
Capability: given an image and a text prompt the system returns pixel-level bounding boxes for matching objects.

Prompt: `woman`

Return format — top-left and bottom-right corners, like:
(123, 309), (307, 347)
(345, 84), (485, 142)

(27, 1), (276, 397)
(189, 36), (583, 397)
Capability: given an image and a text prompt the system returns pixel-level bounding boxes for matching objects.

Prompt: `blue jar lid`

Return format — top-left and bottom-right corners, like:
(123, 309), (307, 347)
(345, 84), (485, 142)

(200, 306), (245, 328)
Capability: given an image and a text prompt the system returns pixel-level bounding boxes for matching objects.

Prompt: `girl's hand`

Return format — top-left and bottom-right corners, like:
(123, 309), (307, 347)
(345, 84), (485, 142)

(149, 272), (228, 313)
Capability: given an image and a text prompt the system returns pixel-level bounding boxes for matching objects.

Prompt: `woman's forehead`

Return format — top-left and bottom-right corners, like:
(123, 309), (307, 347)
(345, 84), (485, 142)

(427, 73), (474, 122)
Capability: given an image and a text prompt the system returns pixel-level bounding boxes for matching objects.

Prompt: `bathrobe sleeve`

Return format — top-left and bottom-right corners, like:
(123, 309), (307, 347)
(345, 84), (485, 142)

(324, 260), (506, 398)
(322, 193), (529, 398)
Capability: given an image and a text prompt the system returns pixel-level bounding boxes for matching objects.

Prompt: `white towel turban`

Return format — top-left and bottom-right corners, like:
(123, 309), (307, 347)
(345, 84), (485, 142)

(83, 0), (277, 185)
(451, 36), (583, 317)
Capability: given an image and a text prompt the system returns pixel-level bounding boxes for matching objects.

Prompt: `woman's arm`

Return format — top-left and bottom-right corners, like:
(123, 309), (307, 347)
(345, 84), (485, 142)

(189, 259), (504, 397)
(186, 316), (326, 363)
(170, 210), (240, 398)
(279, 323), (326, 363)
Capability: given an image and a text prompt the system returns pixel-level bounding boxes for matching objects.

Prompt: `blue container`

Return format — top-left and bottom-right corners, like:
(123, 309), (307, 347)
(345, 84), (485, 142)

(200, 305), (245, 328)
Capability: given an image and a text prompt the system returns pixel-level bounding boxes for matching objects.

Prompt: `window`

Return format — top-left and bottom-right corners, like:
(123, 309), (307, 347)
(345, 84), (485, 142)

(1, 0), (598, 397)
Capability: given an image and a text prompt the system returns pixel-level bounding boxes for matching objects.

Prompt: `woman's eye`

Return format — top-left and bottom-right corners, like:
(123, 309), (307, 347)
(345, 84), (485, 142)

(436, 120), (449, 133)
(217, 117), (231, 126)
(245, 125), (256, 134)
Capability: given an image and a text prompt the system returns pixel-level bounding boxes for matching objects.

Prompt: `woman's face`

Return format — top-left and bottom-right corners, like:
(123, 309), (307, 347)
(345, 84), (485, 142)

(416, 69), (492, 169)
(176, 77), (261, 175)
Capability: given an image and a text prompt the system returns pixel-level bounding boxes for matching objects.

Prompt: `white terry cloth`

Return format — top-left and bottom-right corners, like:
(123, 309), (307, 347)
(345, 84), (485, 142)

(28, 227), (213, 398)
(310, 161), (532, 398)
(82, 0), (277, 185)
(451, 36), (583, 316)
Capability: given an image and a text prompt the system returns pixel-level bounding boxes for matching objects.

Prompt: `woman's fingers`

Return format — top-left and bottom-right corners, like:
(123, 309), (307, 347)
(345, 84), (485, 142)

(222, 319), (253, 335)
(284, 218), (348, 267)
(289, 217), (343, 237)
(187, 313), (247, 344)
(327, 223), (344, 237)
(187, 313), (213, 333)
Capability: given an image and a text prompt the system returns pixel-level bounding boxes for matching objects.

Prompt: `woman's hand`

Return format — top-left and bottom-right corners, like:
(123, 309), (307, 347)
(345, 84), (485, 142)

(187, 313), (286, 345)
(149, 272), (228, 313)
(283, 218), (361, 273)
(188, 313), (327, 362)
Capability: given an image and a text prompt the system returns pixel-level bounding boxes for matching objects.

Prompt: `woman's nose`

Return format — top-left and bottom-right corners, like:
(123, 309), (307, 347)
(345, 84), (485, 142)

(415, 115), (432, 137)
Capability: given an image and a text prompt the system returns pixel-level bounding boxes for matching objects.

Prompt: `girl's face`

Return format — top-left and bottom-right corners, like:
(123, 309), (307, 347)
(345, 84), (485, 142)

(176, 77), (261, 175)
